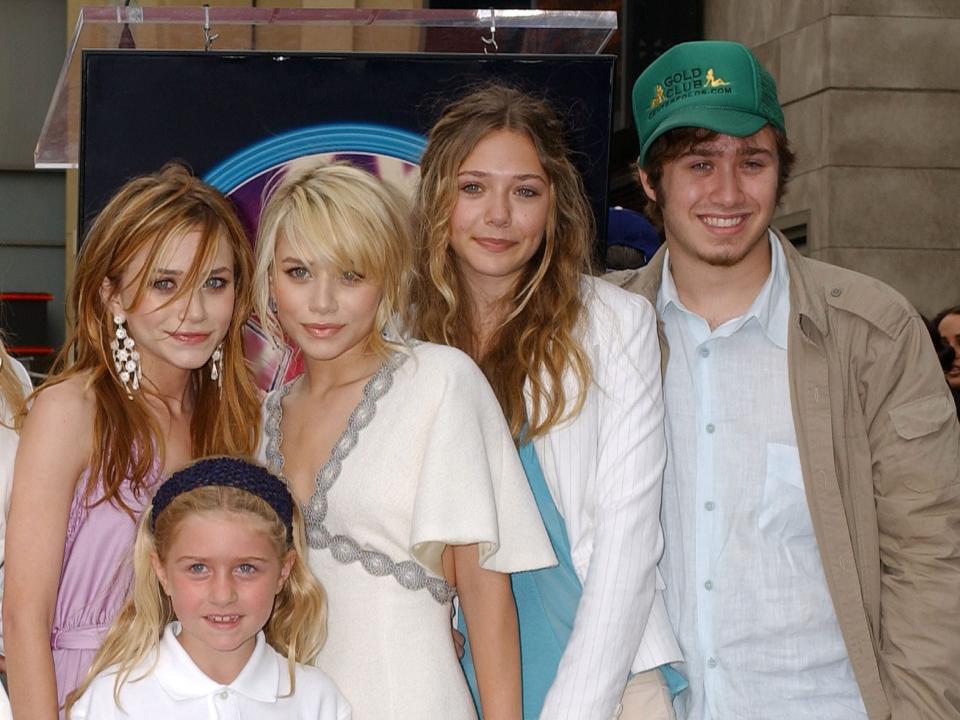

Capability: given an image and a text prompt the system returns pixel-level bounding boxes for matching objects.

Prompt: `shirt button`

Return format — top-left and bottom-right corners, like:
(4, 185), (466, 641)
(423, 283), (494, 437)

(705, 423), (715, 434)
(707, 657), (718, 668)
(704, 580), (714, 590)
(218, 690), (229, 699)
(699, 347), (710, 358)
(704, 501), (716, 511)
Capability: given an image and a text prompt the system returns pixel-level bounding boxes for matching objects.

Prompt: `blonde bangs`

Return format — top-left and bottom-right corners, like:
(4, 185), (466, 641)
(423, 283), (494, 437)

(279, 180), (395, 286)
(255, 161), (414, 355)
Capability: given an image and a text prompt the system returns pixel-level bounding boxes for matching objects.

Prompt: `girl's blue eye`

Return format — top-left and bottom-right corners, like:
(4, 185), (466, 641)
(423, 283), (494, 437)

(154, 278), (176, 291)
(285, 266), (309, 279)
(237, 563), (257, 575)
(516, 186), (539, 198)
(188, 563), (207, 574)
(204, 276), (229, 290)
(459, 182), (482, 194)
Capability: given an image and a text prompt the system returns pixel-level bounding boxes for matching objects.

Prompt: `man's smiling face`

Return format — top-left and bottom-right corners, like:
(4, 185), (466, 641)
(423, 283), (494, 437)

(641, 125), (779, 269)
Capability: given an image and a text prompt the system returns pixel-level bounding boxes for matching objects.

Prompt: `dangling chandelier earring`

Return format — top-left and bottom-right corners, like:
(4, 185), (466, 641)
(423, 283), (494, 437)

(110, 314), (141, 398)
(209, 343), (223, 389)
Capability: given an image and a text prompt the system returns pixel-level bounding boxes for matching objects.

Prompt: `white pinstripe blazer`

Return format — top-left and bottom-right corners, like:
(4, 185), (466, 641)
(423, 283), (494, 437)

(533, 276), (682, 720)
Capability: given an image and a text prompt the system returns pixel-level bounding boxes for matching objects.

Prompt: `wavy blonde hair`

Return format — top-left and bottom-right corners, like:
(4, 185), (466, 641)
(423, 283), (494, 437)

(0, 334), (26, 429)
(30, 163), (259, 513)
(253, 161), (414, 360)
(64, 478), (326, 717)
(0, 339), (27, 430)
(411, 83), (593, 440)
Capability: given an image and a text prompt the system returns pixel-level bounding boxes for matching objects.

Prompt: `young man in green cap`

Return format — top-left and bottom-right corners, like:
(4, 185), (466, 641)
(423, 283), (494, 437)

(613, 40), (960, 719)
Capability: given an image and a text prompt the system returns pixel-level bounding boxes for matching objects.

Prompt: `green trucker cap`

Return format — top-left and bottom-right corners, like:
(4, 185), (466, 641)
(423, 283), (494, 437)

(632, 40), (785, 164)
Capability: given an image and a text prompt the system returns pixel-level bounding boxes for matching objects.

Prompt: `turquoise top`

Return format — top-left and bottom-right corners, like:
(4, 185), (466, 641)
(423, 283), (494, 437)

(459, 441), (687, 717)
(460, 440), (582, 718)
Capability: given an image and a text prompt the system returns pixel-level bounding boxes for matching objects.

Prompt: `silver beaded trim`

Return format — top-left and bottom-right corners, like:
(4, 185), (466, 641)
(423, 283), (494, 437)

(264, 353), (455, 605)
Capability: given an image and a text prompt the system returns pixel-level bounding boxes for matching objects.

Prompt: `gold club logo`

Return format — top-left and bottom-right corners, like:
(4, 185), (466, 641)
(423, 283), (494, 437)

(650, 84), (666, 109)
(650, 67), (729, 110)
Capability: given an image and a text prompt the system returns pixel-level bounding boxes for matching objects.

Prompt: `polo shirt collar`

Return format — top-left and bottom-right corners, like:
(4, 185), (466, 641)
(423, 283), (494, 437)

(154, 622), (281, 704)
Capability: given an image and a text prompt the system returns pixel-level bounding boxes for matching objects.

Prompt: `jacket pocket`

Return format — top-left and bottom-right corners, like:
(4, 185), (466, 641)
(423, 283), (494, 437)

(889, 393), (954, 440)
(887, 393), (958, 492)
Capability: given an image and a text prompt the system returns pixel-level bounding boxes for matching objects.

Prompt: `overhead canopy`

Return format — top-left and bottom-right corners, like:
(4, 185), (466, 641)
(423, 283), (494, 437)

(35, 6), (617, 168)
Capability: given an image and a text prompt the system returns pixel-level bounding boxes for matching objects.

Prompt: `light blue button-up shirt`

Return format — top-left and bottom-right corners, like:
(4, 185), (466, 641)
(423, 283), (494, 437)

(657, 233), (867, 719)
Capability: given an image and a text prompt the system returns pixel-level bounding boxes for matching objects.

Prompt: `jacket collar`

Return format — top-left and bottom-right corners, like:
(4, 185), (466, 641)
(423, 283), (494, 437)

(153, 622), (281, 703)
(632, 243), (666, 308)
(775, 228), (829, 338)
(638, 227), (829, 340)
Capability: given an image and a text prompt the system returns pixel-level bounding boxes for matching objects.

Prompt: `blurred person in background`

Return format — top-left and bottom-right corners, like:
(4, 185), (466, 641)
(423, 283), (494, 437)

(932, 306), (960, 417)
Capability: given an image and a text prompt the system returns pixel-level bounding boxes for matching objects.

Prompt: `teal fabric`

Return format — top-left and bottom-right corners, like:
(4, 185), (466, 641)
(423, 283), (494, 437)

(459, 440), (582, 719)
(458, 441), (688, 716)
(658, 663), (689, 697)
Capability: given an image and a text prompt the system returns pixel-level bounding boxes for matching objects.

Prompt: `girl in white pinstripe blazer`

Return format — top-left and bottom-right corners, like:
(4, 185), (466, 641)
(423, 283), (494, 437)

(412, 84), (683, 720)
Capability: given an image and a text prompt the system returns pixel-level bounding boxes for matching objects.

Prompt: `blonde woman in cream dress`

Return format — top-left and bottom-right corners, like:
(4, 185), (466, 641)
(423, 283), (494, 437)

(253, 160), (555, 720)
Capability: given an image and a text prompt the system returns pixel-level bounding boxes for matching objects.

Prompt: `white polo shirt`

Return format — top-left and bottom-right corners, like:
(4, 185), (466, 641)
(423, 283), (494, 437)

(69, 622), (351, 719)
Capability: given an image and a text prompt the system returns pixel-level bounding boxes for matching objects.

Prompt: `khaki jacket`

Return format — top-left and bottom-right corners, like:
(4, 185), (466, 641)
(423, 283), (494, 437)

(611, 230), (960, 719)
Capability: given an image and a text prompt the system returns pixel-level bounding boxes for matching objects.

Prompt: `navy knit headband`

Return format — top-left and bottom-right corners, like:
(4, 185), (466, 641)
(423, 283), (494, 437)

(151, 457), (294, 542)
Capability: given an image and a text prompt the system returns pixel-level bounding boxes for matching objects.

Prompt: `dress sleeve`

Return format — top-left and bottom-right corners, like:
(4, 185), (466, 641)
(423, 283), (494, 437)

(407, 351), (556, 577)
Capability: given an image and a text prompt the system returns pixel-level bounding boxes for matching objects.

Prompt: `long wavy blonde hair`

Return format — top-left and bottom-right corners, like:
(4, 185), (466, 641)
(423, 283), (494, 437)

(64, 478), (326, 717)
(32, 163), (259, 513)
(253, 161), (414, 361)
(0, 339), (27, 429)
(411, 83), (593, 440)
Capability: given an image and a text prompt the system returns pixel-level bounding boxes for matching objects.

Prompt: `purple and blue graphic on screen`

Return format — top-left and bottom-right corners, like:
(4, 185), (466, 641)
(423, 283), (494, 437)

(204, 123), (425, 392)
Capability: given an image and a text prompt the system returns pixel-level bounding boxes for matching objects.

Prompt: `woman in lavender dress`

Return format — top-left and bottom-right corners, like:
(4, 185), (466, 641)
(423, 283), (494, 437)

(1, 164), (259, 719)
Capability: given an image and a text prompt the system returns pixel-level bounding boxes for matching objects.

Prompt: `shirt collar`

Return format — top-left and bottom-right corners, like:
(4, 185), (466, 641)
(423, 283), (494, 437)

(657, 230), (790, 349)
(153, 621), (281, 703)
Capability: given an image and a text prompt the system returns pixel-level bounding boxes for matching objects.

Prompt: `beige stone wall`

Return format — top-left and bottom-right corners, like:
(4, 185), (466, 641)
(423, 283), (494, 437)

(704, 0), (960, 317)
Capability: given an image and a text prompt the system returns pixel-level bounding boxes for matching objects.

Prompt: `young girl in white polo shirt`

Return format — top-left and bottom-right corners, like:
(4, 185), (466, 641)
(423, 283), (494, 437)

(64, 456), (350, 719)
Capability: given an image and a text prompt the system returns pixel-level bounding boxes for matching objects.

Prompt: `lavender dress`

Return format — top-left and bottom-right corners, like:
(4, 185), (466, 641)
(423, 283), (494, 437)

(51, 466), (157, 716)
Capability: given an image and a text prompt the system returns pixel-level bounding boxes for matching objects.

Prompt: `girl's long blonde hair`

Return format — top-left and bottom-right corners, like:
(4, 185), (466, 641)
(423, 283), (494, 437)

(411, 83), (593, 440)
(65, 477), (326, 716)
(32, 162), (259, 513)
(253, 161), (414, 360)
(0, 340), (27, 429)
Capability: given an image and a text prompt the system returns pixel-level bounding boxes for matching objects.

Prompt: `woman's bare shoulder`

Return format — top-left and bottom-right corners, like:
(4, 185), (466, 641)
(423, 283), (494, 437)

(28, 373), (97, 425)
